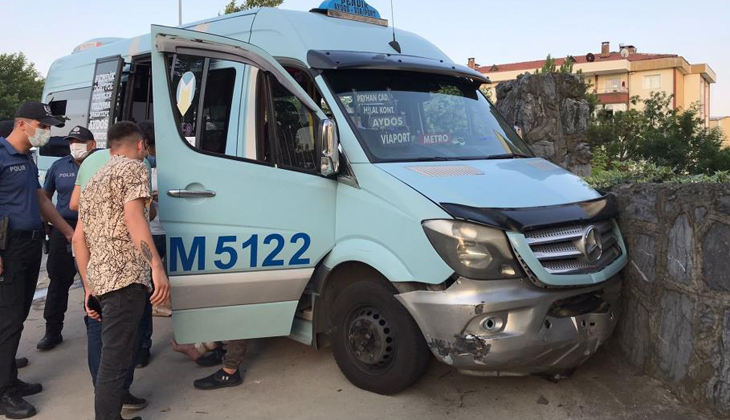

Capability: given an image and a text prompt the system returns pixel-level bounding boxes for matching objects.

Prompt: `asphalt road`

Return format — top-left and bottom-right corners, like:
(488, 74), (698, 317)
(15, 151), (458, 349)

(16, 287), (714, 420)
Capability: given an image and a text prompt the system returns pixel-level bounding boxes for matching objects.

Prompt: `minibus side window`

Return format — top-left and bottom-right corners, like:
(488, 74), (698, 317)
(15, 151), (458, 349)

(269, 77), (318, 171)
(165, 54), (238, 157)
(43, 87), (92, 157)
(128, 62), (154, 122)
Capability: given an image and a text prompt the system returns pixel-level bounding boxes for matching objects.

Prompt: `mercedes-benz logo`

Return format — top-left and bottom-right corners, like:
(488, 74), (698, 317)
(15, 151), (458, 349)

(580, 225), (604, 264)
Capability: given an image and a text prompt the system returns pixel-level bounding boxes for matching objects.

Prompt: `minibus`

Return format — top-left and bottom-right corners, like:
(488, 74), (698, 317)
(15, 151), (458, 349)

(41, 1), (627, 394)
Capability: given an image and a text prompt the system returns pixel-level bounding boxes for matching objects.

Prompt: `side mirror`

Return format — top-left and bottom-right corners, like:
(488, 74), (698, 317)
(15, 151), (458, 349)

(320, 119), (340, 176)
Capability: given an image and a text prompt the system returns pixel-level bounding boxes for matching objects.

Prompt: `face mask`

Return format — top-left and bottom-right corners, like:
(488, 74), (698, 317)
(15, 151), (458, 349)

(26, 126), (51, 147)
(70, 143), (91, 160)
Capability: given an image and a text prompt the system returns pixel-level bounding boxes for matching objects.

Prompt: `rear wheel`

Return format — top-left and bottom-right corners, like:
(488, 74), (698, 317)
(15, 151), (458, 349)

(331, 280), (430, 395)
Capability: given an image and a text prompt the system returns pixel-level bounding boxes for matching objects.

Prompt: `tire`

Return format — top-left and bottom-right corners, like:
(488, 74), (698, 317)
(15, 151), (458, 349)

(331, 280), (430, 395)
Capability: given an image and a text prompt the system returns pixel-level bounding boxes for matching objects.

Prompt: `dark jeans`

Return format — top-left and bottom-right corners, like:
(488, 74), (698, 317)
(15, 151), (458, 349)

(95, 284), (147, 420)
(0, 233), (42, 395)
(44, 221), (77, 335)
(85, 316), (135, 391)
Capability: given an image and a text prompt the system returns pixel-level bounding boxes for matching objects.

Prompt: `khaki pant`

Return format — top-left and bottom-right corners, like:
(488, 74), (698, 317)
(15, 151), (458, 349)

(194, 340), (248, 371)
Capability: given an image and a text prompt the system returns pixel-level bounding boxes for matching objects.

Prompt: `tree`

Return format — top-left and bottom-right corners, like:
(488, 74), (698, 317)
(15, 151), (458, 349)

(588, 92), (730, 174)
(224, 0), (283, 14)
(0, 53), (45, 121)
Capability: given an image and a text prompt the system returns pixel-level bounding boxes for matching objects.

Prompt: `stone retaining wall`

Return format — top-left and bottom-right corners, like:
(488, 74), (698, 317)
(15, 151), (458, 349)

(495, 72), (592, 176)
(610, 183), (730, 418)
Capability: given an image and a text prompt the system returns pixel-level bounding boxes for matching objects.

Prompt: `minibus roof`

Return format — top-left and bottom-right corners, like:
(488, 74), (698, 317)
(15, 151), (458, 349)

(43, 7), (463, 98)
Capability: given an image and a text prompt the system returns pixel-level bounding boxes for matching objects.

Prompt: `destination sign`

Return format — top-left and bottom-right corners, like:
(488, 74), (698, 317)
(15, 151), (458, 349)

(317, 0), (381, 18)
(87, 56), (124, 148)
(314, 0), (388, 26)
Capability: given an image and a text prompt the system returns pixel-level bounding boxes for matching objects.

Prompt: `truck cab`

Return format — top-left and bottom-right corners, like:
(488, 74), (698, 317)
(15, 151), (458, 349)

(42, 1), (627, 395)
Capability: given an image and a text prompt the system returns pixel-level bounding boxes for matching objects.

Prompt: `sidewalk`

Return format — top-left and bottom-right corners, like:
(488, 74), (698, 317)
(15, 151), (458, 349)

(17, 287), (714, 420)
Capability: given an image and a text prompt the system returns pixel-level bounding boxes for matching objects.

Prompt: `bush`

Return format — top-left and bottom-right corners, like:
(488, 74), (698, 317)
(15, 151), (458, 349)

(588, 92), (730, 175)
(586, 154), (730, 189)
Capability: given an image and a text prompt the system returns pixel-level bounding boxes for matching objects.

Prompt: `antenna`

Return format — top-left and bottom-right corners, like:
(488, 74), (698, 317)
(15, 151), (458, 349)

(389, 0), (402, 53)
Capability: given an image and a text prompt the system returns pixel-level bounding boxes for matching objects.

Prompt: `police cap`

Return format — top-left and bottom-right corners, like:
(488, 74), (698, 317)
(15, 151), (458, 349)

(14, 101), (64, 127)
(64, 126), (95, 142)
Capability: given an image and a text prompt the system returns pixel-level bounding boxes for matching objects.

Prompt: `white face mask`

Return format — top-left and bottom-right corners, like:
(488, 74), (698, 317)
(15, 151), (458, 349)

(26, 126), (52, 147)
(70, 143), (91, 160)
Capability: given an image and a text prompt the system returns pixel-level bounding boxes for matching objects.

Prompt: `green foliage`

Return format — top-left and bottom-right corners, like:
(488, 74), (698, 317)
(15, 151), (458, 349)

(588, 91), (730, 176)
(0, 53), (45, 121)
(559, 56), (575, 74)
(535, 54), (575, 75)
(479, 85), (494, 102)
(535, 55), (556, 74)
(586, 158), (730, 189)
(224, 0), (283, 14)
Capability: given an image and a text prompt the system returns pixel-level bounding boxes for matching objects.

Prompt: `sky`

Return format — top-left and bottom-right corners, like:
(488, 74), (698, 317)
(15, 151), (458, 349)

(2, 0), (729, 115)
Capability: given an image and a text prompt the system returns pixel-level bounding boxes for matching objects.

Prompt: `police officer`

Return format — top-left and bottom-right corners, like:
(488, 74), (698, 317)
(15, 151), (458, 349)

(0, 121), (31, 372)
(36, 126), (96, 351)
(0, 101), (74, 418)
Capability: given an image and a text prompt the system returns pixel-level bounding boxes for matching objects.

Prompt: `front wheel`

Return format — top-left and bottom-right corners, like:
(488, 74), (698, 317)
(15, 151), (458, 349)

(331, 280), (430, 395)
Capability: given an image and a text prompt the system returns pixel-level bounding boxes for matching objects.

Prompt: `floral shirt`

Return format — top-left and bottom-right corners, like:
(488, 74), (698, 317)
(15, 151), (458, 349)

(79, 155), (152, 296)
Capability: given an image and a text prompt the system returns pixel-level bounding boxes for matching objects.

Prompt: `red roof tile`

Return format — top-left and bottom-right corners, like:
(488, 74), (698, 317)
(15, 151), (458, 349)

(478, 52), (678, 74)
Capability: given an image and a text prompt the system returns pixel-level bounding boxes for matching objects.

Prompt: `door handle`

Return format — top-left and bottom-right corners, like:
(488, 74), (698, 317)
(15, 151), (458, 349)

(167, 189), (217, 198)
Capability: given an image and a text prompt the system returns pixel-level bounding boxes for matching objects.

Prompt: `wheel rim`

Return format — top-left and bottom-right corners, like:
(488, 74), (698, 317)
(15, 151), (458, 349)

(345, 306), (395, 373)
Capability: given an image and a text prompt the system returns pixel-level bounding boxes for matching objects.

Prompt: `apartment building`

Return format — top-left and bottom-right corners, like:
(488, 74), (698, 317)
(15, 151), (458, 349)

(710, 116), (730, 147)
(471, 42), (716, 125)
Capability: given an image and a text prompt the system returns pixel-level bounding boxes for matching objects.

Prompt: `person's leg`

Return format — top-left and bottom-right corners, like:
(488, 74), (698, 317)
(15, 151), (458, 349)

(0, 246), (27, 396)
(193, 340), (246, 390)
(85, 316), (102, 387)
(94, 285), (146, 420)
(171, 341), (220, 361)
(39, 225), (76, 349)
(88, 313), (146, 412)
(222, 340), (248, 373)
(0, 236), (41, 417)
(135, 299), (153, 368)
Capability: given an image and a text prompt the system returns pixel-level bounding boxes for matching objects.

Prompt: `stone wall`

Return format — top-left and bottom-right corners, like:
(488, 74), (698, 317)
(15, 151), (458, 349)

(495, 72), (592, 176)
(611, 183), (730, 418)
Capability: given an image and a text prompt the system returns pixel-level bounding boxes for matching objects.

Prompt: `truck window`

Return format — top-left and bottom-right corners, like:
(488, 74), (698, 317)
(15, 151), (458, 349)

(166, 54), (239, 157)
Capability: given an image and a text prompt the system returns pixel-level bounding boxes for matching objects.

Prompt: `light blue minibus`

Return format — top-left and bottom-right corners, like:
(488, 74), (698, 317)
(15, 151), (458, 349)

(41, 1), (627, 394)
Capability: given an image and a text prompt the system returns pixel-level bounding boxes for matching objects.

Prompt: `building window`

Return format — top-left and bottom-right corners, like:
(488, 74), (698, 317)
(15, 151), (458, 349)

(643, 74), (661, 90)
(604, 78), (622, 92)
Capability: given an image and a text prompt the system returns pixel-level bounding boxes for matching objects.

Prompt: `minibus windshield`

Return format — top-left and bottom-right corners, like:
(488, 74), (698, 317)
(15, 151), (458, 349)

(325, 69), (533, 163)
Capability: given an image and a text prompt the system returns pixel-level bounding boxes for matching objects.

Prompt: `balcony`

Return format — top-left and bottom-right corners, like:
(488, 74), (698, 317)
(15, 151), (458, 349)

(598, 87), (628, 94)
(597, 89), (629, 104)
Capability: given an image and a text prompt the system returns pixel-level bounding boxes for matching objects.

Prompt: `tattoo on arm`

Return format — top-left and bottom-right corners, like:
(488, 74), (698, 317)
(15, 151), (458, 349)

(141, 240), (153, 264)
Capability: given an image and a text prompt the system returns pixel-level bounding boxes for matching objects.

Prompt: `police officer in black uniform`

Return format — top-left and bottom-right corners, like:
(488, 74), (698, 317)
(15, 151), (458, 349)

(37, 126), (97, 351)
(0, 102), (74, 418)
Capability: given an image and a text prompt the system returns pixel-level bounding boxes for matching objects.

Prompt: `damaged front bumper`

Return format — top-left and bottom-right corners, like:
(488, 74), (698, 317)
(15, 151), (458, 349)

(396, 275), (621, 376)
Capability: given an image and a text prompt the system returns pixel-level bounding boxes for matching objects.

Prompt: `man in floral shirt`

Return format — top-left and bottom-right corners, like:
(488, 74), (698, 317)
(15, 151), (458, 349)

(73, 122), (169, 420)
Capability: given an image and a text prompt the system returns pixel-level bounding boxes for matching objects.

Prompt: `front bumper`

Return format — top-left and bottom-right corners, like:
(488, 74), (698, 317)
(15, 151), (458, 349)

(396, 275), (621, 376)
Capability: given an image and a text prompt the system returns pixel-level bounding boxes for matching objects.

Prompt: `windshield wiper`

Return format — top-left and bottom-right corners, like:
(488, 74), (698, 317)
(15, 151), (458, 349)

(484, 153), (533, 160)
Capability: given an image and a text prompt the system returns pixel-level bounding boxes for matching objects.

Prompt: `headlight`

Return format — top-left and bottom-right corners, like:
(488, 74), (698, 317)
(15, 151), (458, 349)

(422, 220), (522, 280)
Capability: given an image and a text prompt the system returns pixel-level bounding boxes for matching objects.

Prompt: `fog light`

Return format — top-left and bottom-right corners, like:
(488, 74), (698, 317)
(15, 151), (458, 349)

(481, 316), (504, 332)
(500, 264), (516, 276)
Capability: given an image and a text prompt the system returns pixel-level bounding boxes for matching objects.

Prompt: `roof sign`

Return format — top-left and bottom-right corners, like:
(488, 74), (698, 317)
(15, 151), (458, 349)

(312, 0), (388, 26)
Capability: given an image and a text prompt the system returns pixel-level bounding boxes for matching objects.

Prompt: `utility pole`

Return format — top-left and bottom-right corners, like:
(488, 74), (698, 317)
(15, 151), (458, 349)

(178, 0), (182, 25)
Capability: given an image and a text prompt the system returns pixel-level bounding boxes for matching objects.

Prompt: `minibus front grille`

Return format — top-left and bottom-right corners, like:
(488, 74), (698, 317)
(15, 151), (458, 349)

(522, 219), (621, 275)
